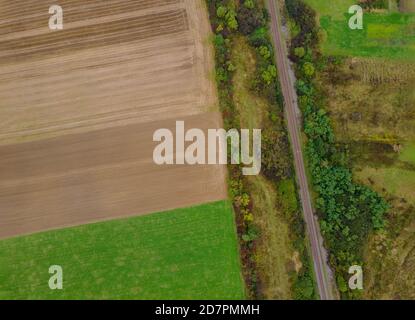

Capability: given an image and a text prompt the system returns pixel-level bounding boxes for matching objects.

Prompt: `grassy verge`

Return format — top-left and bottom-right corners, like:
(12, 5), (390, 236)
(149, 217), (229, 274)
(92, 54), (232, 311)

(0, 201), (244, 299)
(232, 36), (294, 299)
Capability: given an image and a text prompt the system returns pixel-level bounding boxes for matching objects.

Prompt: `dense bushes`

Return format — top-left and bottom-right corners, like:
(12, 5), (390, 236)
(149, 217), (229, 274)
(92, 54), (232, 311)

(261, 127), (292, 179)
(285, 0), (319, 56)
(237, 0), (267, 35)
(285, 0), (389, 298)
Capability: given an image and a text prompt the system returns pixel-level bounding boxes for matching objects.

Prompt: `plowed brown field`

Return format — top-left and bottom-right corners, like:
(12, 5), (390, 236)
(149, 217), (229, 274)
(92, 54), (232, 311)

(0, 0), (226, 239)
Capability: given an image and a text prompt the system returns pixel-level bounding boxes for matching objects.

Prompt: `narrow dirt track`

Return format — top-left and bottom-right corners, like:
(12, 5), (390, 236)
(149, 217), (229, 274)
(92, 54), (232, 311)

(267, 0), (335, 300)
(0, 0), (226, 239)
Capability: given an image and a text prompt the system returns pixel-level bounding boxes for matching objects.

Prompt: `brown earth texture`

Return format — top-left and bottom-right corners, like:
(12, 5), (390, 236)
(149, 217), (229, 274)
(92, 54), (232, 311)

(0, 0), (227, 239)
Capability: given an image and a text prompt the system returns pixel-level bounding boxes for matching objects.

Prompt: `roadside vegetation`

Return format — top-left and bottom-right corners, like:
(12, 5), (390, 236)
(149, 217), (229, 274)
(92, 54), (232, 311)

(288, 0), (415, 298)
(206, 0), (315, 299)
(0, 201), (244, 299)
(284, 0), (390, 299)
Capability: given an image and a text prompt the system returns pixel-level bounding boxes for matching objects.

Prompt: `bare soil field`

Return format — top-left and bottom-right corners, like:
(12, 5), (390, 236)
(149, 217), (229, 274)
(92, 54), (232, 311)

(0, 114), (227, 239)
(0, 0), (217, 145)
(0, 0), (226, 239)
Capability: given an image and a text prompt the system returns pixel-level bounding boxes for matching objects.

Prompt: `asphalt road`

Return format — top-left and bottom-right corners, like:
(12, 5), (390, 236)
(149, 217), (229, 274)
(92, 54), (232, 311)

(267, 0), (335, 300)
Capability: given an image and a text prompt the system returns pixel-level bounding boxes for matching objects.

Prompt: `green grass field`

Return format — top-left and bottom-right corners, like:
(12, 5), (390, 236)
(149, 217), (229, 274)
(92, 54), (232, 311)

(0, 201), (245, 300)
(356, 143), (415, 204)
(400, 143), (415, 164)
(321, 13), (415, 60)
(304, 0), (355, 19)
(305, 0), (415, 60)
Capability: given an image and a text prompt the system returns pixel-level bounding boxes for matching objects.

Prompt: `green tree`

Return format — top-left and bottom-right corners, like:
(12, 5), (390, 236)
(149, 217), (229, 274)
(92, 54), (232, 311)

(337, 275), (348, 293)
(225, 9), (238, 31)
(261, 65), (277, 85)
(294, 47), (305, 58)
(302, 62), (315, 77)
(259, 46), (271, 60)
(216, 6), (227, 18)
(244, 0), (255, 9)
